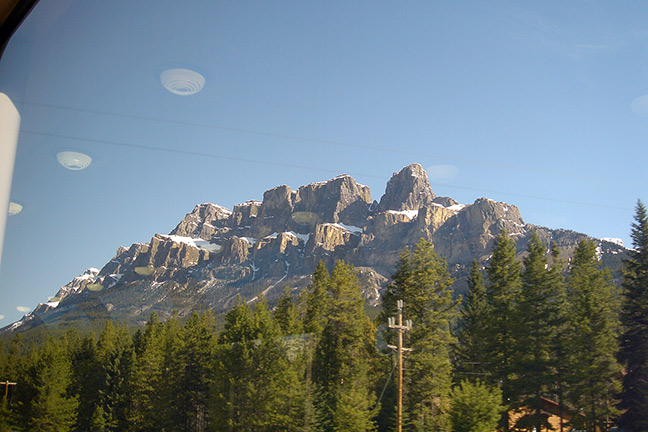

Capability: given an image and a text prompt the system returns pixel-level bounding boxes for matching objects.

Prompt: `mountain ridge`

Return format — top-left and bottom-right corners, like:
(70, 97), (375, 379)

(2, 164), (628, 333)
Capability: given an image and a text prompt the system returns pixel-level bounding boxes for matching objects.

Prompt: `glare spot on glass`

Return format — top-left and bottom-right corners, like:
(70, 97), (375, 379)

(631, 95), (648, 118)
(291, 211), (318, 225)
(160, 69), (205, 95)
(86, 283), (103, 292)
(426, 164), (459, 183)
(0, 315), (5, 320)
(8, 201), (22, 215)
(16, 306), (31, 313)
(57, 151), (92, 170)
(135, 266), (155, 276)
(199, 242), (221, 253)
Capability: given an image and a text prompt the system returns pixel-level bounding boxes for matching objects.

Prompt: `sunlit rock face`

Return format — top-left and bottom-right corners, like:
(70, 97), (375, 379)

(293, 174), (373, 228)
(2, 164), (628, 333)
(171, 203), (232, 239)
(432, 198), (526, 264)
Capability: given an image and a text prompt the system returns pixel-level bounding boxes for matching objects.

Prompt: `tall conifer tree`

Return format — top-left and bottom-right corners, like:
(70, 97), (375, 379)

(455, 260), (489, 380)
(94, 321), (132, 431)
(566, 239), (620, 432)
(484, 231), (521, 431)
(313, 260), (377, 432)
(69, 333), (102, 432)
(381, 239), (457, 431)
(618, 200), (648, 432)
(214, 297), (304, 431)
(126, 312), (166, 431)
(15, 338), (78, 432)
(300, 261), (332, 431)
(303, 260), (331, 336)
(168, 311), (215, 432)
(274, 287), (302, 336)
(213, 296), (257, 431)
(514, 231), (565, 432)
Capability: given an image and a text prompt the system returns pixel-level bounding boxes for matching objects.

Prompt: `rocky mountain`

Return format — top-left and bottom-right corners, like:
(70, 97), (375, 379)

(2, 164), (628, 333)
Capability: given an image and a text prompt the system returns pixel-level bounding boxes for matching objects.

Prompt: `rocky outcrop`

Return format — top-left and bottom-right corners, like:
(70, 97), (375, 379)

(407, 206), (458, 243)
(252, 185), (295, 238)
(309, 223), (361, 253)
(53, 268), (100, 301)
(99, 243), (150, 276)
(230, 201), (261, 233)
(217, 237), (251, 264)
(377, 164), (436, 211)
(293, 175), (372, 227)
(370, 210), (417, 243)
(433, 198), (526, 263)
(171, 203), (232, 239)
(432, 196), (459, 207)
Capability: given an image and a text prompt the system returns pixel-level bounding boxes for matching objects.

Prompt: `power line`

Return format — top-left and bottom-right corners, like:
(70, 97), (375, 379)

(19, 129), (385, 180)
(19, 100), (644, 188)
(375, 360), (397, 410)
(19, 128), (634, 213)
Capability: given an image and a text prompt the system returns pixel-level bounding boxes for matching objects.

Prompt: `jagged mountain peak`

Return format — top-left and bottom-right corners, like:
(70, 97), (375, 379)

(377, 163), (436, 212)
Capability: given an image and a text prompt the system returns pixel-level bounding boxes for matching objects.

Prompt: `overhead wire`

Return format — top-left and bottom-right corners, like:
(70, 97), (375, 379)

(19, 100), (642, 189)
(19, 128), (632, 212)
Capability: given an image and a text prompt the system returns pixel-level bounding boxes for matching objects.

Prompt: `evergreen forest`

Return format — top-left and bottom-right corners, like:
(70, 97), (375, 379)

(2, 203), (648, 432)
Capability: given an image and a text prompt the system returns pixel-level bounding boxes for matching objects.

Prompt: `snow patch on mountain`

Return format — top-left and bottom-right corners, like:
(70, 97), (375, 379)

(160, 234), (222, 252)
(601, 237), (625, 247)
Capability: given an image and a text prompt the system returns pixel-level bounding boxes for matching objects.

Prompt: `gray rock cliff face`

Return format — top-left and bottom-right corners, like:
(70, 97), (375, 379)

(3, 163), (628, 332)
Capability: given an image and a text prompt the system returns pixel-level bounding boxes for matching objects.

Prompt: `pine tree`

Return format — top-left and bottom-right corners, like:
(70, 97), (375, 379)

(379, 247), (414, 331)
(514, 231), (566, 432)
(303, 260), (330, 335)
(0, 397), (11, 432)
(0, 334), (23, 431)
(68, 332), (102, 432)
(565, 239), (621, 432)
(455, 260), (489, 381)
(213, 296), (257, 431)
(152, 311), (182, 431)
(125, 312), (166, 431)
(484, 230), (521, 431)
(274, 287), (302, 336)
(300, 261), (332, 431)
(449, 380), (504, 432)
(547, 242), (570, 432)
(313, 260), (377, 432)
(381, 239), (457, 431)
(16, 338), (78, 432)
(214, 296), (305, 431)
(168, 311), (215, 432)
(94, 321), (132, 431)
(618, 200), (648, 432)
(250, 298), (305, 431)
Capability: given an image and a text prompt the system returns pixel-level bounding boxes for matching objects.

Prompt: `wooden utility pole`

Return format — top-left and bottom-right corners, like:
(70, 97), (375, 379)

(0, 381), (16, 400)
(387, 300), (412, 432)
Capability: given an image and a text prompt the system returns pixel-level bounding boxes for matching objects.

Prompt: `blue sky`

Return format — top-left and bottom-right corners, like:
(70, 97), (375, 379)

(1, 0), (647, 324)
